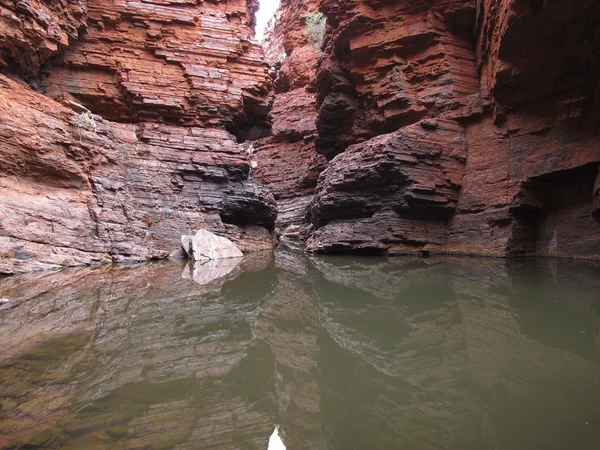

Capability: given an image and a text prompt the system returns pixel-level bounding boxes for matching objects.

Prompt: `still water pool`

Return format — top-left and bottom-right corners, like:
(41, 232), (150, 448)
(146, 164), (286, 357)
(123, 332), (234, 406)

(0, 251), (599, 449)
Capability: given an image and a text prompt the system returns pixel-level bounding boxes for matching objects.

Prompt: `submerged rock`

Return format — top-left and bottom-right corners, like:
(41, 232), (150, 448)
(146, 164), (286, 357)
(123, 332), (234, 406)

(181, 230), (244, 262)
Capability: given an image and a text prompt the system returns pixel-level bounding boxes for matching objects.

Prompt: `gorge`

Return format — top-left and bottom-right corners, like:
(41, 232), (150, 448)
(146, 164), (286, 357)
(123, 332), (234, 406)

(254, 0), (600, 259)
(1, 2), (600, 449)
(0, 0), (599, 273)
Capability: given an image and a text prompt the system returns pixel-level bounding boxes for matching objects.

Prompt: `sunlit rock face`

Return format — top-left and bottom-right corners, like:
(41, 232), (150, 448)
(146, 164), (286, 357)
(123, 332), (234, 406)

(0, 0), (277, 274)
(1, 251), (599, 449)
(260, 0), (600, 258)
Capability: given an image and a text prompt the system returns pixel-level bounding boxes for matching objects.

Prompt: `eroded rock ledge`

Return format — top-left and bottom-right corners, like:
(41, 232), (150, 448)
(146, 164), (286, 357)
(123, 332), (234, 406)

(2, 0), (600, 273)
(260, 0), (600, 259)
(0, 0), (277, 274)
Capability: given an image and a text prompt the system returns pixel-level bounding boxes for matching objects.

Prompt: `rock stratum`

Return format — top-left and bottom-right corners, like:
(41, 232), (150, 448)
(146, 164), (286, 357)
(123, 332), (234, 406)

(252, 0), (327, 242)
(1, 0), (600, 274)
(260, 0), (600, 258)
(0, 0), (277, 274)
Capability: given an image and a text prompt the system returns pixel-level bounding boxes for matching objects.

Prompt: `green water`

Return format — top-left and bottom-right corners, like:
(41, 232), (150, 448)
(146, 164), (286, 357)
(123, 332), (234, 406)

(0, 251), (599, 449)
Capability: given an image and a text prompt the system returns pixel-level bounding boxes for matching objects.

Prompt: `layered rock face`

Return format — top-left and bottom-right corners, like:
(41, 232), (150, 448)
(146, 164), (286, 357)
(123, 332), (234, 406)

(0, 0), (277, 274)
(305, 0), (481, 255)
(41, 0), (272, 137)
(0, 0), (87, 77)
(307, 120), (467, 254)
(2, 0), (600, 272)
(447, 0), (600, 258)
(265, 0), (600, 258)
(252, 0), (327, 241)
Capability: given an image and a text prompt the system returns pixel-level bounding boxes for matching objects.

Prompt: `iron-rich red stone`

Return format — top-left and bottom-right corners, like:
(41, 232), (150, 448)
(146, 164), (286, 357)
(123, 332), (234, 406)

(0, 0), (277, 274)
(252, 0), (327, 240)
(2, 0), (600, 271)
(299, 0), (600, 258)
(41, 0), (273, 140)
(0, 0), (87, 77)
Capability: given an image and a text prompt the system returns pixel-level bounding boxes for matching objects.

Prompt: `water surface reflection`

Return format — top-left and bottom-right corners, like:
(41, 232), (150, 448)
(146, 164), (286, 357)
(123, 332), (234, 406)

(0, 252), (599, 449)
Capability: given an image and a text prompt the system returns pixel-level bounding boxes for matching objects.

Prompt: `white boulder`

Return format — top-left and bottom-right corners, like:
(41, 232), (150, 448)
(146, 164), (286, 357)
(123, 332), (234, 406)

(181, 229), (243, 261)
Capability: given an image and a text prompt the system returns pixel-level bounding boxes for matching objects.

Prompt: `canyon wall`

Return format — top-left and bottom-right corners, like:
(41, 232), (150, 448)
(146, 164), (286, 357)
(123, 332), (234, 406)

(252, 0), (327, 242)
(2, 0), (600, 273)
(266, 0), (600, 258)
(0, 0), (277, 274)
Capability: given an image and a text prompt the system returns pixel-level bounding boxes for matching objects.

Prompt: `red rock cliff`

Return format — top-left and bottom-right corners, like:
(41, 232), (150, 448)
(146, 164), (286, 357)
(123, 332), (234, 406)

(0, 0), (87, 77)
(2, 0), (600, 271)
(0, 0), (277, 274)
(252, 0), (327, 242)
(263, 0), (600, 258)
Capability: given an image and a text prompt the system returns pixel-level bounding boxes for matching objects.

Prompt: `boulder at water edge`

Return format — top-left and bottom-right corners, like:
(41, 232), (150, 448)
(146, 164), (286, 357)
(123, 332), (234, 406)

(181, 230), (244, 261)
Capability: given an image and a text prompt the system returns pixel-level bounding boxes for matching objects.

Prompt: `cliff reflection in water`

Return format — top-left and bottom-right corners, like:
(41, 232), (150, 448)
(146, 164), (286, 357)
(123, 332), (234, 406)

(0, 251), (599, 449)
